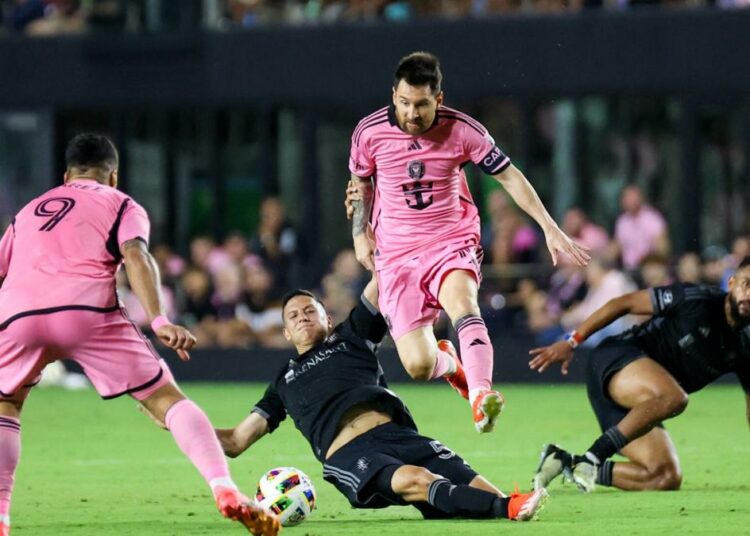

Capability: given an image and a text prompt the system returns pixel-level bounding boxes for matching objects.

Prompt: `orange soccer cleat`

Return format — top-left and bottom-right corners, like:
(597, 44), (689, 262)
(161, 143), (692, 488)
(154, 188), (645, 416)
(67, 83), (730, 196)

(0, 521), (8, 536)
(507, 487), (549, 521)
(437, 340), (469, 400)
(471, 389), (504, 433)
(215, 487), (281, 536)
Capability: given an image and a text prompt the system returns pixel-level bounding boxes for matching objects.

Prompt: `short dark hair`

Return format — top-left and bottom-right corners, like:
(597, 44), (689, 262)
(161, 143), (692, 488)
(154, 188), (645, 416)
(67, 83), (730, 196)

(65, 133), (118, 171)
(281, 289), (325, 316)
(393, 51), (442, 94)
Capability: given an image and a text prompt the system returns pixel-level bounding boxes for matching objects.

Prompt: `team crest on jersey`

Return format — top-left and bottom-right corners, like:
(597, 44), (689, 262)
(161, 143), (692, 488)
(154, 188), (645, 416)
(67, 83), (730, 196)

(407, 160), (425, 180)
(662, 290), (673, 305)
(356, 457), (370, 472)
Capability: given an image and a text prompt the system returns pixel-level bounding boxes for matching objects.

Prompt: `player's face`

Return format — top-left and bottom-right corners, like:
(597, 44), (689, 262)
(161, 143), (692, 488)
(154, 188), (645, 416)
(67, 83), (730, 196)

(728, 268), (750, 323)
(392, 80), (443, 136)
(283, 296), (332, 348)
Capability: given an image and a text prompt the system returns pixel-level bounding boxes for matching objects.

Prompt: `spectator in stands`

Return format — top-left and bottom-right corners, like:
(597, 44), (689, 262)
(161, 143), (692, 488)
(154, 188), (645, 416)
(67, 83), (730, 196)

(561, 207), (609, 262)
(560, 255), (636, 347)
(151, 243), (186, 284)
(614, 184), (669, 270)
(321, 249), (367, 324)
(115, 267), (177, 330)
(701, 244), (728, 285)
(639, 253), (672, 288)
(233, 258), (286, 348)
(250, 196), (301, 290)
(676, 252), (702, 284)
(179, 266), (217, 326)
(488, 208), (541, 265)
(190, 235), (232, 276)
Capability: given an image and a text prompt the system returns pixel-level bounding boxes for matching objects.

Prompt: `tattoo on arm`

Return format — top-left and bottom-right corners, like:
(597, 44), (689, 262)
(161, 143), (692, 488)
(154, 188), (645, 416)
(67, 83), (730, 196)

(352, 176), (374, 237)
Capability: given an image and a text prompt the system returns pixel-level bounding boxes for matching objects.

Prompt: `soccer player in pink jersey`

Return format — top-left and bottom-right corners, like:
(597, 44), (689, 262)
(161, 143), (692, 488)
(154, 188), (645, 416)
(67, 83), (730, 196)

(348, 52), (590, 433)
(0, 134), (279, 536)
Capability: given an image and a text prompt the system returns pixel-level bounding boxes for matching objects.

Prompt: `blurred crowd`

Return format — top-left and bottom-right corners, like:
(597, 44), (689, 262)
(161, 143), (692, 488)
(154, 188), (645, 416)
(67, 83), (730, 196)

(100, 183), (750, 351)
(481, 183), (750, 347)
(1, 0), (748, 36)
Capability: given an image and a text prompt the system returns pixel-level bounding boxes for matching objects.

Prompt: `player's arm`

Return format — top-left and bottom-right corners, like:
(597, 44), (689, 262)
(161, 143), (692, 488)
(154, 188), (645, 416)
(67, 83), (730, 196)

(121, 239), (196, 361)
(350, 173), (376, 272)
(493, 164), (590, 266)
(528, 289), (653, 374)
(216, 413), (270, 458)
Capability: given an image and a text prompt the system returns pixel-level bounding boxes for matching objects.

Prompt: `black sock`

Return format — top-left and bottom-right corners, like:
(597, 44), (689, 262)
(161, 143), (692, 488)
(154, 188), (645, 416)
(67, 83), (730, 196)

(427, 478), (509, 519)
(585, 426), (629, 464)
(595, 460), (615, 487)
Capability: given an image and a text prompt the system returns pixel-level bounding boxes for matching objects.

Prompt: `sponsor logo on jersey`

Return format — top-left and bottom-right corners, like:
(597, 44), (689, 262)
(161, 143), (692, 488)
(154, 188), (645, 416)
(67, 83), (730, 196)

(285, 342), (348, 383)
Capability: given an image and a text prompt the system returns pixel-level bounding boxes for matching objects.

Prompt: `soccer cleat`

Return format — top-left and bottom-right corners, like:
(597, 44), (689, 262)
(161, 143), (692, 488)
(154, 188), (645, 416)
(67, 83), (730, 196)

(532, 444), (573, 490)
(507, 487), (549, 521)
(215, 487), (281, 535)
(472, 389), (505, 433)
(437, 340), (469, 399)
(0, 522), (8, 536)
(570, 456), (597, 493)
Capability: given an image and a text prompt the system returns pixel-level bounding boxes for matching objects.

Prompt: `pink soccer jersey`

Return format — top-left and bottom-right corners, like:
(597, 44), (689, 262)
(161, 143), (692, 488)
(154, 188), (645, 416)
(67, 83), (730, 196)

(349, 105), (511, 266)
(0, 180), (150, 329)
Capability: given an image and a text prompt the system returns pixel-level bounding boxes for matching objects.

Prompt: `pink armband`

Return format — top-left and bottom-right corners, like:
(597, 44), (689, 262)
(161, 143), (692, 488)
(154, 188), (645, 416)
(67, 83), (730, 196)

(151, 315), (172, 332)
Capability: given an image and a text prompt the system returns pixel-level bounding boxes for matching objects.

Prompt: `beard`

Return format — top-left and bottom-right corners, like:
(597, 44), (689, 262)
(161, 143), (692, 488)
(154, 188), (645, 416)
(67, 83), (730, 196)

(728, 293), (750, 329)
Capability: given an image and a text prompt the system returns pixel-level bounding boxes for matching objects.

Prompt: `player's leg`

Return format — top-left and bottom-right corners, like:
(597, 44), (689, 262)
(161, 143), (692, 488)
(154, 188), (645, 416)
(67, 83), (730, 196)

(0, 387), (32, 536)
(437, 269), (503, 432)
(69, 310), (279, 535)
(394, 327), (460, 381)
(572, 357), (686, 492)
(610, 428), (682, 491)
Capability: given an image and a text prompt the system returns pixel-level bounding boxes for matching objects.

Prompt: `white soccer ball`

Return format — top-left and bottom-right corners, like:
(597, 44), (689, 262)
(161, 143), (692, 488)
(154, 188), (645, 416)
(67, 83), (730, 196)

(255, 467), (316, 527)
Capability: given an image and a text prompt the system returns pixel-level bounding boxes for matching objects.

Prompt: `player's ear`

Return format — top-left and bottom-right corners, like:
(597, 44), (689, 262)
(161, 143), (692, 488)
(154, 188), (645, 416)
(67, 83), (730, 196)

(392, 86), (398, 103)
(435, 91), (444, 105)
(326, 315), (334, 331)
(110, 169), (118, 188)
(63, 170), (70, 184)
(728, 275), (736, 290)
(283, 326), (292, 342)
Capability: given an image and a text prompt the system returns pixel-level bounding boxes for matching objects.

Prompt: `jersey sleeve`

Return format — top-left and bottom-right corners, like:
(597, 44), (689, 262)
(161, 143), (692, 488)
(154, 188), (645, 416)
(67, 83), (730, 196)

(462, 120), (511, 175)
(649, 283), (687, 316)
(252, 383), (287, 433)
(345, 294), (388, 345)
(118, 200), (151, 247)
(348, 124), (376, 177)
(0, 221), (14, 278)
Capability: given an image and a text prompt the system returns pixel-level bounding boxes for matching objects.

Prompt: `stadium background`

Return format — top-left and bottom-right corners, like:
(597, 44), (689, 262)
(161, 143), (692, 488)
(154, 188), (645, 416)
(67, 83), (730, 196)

(1, 3), (749, 535)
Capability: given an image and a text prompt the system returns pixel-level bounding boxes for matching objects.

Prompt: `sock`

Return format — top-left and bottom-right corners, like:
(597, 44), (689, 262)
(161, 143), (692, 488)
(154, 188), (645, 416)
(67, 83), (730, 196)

(596, 460), (615, 487)
(427, 478), (508, 519)
(0, 417), (21, 525)
(429, 347), (457, 380)
(585, 426), (629, 464)
(454, 314), (493, 396)
(165, 400), (236, 496)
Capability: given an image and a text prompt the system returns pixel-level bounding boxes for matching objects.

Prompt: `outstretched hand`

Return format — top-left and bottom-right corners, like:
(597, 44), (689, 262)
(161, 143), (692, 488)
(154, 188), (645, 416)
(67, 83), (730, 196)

(155, 324), (197, 361)
(528, 340), (575, 375)
(544, 226), (591, 267)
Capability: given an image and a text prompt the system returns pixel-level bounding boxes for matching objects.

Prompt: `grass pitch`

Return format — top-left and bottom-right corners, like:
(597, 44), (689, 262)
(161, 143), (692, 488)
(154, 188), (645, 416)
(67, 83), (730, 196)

(13, 383), (749, 535)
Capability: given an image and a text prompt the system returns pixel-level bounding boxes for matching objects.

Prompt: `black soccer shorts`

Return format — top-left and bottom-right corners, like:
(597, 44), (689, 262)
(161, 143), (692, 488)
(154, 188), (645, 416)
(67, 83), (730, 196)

(323, 422), (477, 516)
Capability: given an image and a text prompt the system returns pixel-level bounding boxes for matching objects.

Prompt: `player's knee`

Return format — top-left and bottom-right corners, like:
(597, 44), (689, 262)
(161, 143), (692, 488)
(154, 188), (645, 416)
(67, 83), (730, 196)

(663, 390), (688, 419)
(652, 465), (682, 491)
(402, 355), (435, 381)
(392, 467), (437, 500)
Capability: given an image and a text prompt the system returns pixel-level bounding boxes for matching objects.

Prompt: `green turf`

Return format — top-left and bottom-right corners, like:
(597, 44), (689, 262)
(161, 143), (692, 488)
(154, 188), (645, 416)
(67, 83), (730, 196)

(12, 383), (749, 535)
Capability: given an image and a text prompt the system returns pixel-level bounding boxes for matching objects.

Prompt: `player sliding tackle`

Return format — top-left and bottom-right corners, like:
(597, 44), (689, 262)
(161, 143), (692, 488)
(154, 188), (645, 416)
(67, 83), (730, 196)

(210, 275), (549, 522)
(529, 258), (750, 492)
(0, 134), (279, 536)
(347, 51), (589, 433)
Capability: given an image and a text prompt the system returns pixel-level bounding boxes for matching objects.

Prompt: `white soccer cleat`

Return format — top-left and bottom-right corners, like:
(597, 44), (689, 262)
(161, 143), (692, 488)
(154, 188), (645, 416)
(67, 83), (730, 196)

(532, 444), (573, 490)
(570, 458), (597, 493)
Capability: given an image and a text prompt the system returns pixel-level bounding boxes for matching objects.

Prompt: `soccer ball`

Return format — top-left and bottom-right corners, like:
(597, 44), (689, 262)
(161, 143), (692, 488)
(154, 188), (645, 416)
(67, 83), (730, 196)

(256, 467), (316, 527)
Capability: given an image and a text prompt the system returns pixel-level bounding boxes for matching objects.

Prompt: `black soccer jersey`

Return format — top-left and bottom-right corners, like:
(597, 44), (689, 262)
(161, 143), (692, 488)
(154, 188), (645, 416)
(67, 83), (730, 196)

(606, 283), (750, 393)
(252, 296), (417, 461)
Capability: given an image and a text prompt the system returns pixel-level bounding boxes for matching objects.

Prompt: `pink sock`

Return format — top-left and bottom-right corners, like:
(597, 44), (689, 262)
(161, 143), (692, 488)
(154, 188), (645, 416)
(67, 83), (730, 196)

(454, 315), (493, 393)
(429, 348), (456, 379)
(0, 417), (21, 524)
(165, 400), (233, 494)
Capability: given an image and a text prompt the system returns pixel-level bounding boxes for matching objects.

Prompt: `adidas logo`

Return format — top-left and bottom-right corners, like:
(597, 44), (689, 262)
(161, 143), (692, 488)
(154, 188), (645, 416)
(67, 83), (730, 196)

(469, 338), (487, 347)
(407, 140), (422, 151)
